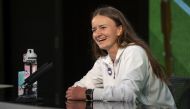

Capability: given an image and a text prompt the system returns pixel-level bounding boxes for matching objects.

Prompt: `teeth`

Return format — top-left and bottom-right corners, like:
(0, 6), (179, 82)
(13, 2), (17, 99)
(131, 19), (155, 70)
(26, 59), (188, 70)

(96, 36), (106, 42)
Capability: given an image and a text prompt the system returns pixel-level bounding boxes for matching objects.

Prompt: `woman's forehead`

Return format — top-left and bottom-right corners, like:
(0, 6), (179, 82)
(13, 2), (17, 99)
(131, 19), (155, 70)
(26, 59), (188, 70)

(91, 15), (115, 27)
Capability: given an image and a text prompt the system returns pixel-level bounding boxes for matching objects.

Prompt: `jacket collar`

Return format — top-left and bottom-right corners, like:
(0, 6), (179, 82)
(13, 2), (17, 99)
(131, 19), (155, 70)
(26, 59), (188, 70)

(102, 47), (126, 65)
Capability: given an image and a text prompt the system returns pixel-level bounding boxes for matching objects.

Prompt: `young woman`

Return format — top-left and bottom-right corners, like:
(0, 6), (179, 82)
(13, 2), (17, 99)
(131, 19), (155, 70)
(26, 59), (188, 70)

(66, 6), (176, 107)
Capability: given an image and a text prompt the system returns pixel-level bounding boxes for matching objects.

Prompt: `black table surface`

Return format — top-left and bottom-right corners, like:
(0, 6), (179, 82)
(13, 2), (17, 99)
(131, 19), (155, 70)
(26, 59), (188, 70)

(0, 85), (177, 109)
(0, 100), (175, 109)
(2, 76), (190, 109)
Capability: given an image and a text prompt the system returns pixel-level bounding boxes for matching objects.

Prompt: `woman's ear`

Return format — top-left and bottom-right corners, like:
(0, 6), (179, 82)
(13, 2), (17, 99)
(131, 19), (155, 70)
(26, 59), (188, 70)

(117, 25), (123, 36)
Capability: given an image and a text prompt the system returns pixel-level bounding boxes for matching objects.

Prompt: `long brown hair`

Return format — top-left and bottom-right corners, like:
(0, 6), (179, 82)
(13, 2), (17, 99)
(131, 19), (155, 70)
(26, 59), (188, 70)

(91, 6), (167, 82)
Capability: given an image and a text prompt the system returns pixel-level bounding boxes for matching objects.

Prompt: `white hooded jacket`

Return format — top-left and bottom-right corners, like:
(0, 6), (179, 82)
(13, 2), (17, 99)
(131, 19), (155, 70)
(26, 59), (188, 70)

(73, 45), (176, 107)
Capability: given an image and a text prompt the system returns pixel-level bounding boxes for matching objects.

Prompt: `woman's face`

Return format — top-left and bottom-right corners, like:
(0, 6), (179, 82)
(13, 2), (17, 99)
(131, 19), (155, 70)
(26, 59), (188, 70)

(91, 15), (122, 51)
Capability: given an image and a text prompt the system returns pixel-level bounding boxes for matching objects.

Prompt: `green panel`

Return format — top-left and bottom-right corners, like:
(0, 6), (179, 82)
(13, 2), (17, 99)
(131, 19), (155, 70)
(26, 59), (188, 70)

(150, 0), (190, 77)
(149, 0), (165, 66)
(171, 0), (190, 76)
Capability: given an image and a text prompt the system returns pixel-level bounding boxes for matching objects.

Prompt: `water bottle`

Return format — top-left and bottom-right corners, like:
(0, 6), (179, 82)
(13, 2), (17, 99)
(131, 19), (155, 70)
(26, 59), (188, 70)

(23, 49), (37, 97)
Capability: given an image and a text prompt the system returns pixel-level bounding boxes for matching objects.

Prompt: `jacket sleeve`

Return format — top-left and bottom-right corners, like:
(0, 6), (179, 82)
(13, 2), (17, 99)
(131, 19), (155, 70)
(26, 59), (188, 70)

(93, 46), (148, 102)
(73, 59), (103, 89)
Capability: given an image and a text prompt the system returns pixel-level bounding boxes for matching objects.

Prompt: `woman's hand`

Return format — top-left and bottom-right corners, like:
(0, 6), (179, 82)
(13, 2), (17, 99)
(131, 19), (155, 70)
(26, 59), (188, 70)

(66, 86), (87, 100)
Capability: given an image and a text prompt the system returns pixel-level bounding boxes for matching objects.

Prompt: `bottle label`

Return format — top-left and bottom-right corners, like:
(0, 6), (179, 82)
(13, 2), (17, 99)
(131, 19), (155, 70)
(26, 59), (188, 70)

(24, 65), (31, 75)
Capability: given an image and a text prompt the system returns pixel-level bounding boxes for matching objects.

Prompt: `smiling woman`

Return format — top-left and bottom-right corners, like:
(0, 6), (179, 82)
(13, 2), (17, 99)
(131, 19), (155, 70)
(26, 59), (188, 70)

(65, 6), (176, 108)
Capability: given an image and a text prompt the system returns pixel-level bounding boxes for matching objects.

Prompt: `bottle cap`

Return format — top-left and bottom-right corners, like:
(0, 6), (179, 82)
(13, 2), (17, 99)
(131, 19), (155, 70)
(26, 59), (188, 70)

(23, 49), (37, 63)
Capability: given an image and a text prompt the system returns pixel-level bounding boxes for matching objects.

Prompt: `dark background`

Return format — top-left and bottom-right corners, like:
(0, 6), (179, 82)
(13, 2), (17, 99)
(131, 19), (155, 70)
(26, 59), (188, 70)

(1, 0), (148, 106)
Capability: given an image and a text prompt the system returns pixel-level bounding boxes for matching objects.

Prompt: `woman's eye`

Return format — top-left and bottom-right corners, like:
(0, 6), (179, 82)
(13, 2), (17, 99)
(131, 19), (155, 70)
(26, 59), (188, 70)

(91, 29), (95, 32)
(100, 26), (106, 29)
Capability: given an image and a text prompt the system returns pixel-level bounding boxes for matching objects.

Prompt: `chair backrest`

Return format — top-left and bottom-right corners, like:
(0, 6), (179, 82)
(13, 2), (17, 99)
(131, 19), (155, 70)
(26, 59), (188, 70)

(168, 76), (190, 108)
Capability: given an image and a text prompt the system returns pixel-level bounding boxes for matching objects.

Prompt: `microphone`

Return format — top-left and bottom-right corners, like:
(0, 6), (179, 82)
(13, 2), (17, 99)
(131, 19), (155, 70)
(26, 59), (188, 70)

(23, 61), (53, 86)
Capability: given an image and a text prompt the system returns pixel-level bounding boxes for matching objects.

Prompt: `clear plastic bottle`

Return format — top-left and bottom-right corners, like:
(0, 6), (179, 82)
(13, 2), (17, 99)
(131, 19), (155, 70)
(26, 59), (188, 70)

(23, 49), (37, 97)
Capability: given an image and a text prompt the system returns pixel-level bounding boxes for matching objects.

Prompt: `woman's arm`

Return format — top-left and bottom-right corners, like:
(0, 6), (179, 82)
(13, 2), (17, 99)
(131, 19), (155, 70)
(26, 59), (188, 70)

(66, 58), (104, 100)
(73, 59), (104, 89)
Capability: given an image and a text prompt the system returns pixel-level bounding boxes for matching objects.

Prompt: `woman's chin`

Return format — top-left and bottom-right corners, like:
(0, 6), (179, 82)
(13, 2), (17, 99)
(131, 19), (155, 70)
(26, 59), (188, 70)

(98, 45), (108, 50)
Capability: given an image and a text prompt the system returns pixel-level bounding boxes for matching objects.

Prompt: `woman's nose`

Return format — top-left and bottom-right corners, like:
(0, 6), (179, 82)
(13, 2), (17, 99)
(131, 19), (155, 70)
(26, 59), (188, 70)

(94, 29), (101, 36)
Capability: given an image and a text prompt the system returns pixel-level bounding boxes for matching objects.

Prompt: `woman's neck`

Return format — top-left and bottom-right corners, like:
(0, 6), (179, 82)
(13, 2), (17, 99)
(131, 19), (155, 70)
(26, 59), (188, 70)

(107, 46), (119, 62)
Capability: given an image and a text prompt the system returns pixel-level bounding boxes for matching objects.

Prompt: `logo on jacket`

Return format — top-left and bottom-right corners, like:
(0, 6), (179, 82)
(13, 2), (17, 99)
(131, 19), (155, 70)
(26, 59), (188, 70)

(107, 67), (112, 76)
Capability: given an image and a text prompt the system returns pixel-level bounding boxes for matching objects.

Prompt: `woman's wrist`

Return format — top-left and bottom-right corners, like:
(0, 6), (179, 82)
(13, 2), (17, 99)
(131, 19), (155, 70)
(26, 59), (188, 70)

(85, 89), (94, 101)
